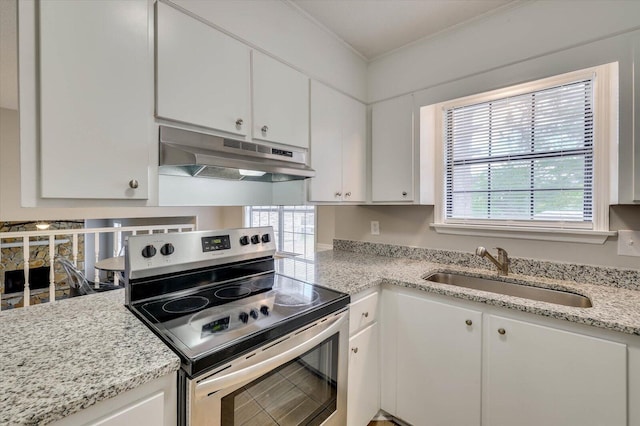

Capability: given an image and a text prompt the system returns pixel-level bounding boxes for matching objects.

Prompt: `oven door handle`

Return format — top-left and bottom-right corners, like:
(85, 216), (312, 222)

(195, 311), (347, 399)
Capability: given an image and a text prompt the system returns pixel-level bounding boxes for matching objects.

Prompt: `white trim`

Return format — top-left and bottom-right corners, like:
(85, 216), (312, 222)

(430, 62), (618, 241)
(430, 223), (616, 245)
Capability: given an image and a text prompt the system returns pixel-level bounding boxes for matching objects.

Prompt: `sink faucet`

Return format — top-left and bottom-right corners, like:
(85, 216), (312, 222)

(475, 246), (509, 276)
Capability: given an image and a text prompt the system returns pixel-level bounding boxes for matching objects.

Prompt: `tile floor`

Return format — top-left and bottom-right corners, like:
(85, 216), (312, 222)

(224, 359), (337, 425)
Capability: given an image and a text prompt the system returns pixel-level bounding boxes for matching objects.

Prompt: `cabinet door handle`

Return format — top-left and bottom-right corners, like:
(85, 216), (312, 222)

(362, 312), (369, 318)
(261, 125), (269, 133)
(465, 319), (472, 326)
(129, 179), (139, 189)
(351, 347), (358, 354)
(235, 118), (243, 128)
(335, 192), (342, 197)
(498, 328), (506, 335)
(402, 191), (408, 197)
(345, 192), (351, 197)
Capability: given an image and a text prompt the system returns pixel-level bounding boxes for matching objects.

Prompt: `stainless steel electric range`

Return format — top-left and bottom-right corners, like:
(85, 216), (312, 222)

(124, 227), (350, 426)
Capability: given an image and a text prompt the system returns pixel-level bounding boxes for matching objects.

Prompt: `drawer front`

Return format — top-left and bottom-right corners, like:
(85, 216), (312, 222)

(350, 292), (378, 334)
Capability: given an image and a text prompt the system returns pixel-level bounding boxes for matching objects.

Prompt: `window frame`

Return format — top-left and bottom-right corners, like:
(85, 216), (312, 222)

(430, 63), (618, 244)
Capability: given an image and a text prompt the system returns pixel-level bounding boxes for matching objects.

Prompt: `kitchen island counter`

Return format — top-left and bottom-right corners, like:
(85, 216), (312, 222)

(0, 289), (180, 425)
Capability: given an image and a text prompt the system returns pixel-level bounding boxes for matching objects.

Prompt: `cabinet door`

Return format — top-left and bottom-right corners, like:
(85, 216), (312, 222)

(348, 323), (380, 426)
(252, 51), (309, 148)
(308, 81), (343, 202)
(396, 294), (482, 426)
(372, 95), (414, 202)
(485, 315), (626, 426)
(341, 95), (367, 203)
(156, 2), (250, 137)
(91, 392), (164, 426)
(39, 0), (150, 199)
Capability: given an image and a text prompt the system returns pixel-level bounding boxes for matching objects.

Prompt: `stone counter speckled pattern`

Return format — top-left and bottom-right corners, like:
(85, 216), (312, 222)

(276, 249), (640, 336)
(0, 289), (180, 426)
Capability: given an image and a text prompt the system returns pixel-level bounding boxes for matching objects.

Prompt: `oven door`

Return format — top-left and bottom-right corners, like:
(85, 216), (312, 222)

(187, 309), (349, 426)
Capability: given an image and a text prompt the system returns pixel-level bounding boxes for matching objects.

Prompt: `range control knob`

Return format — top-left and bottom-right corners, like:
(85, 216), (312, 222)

(250, 235), (260, 244)
(260, 305), (270, 316)
(141, 245), (157, 258)
(249, 309), (259, 320)
(261, 234), (271, 243)
(239, 236), (250, 246)
(239, 312), (249, 324)
(160, 243), (174, 256)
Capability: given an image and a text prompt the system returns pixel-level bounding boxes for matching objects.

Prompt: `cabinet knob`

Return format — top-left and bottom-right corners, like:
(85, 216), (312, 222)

(362, 312), (369, 318)
(261, 125), (269, 133)
(402, 191), (408, 197)
(465, 319), (473, 326)
(335, 192), (342, 197)
(235, 118), (243, 128)
(128, 179), (139, 189)
(351, 347), (358, 354)
(498, 328), (506, 335)
(345, 192), (352, 197)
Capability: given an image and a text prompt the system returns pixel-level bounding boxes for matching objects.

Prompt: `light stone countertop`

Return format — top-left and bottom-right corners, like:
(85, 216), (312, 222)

(0, 289), (180, 426)
(276, 249), (640, 336)
(2, 248), (639, 426)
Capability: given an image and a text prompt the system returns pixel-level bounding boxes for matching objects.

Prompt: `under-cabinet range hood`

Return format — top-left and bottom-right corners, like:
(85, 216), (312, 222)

(159, 126), (315, 182)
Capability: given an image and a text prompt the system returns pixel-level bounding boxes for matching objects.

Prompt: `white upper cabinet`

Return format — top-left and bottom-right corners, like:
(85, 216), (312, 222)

(309, 81), (366, 203)
(252, 51), (310, 148)
(372, 94), (414, 202)
(38, 0), (151, 199)
(156, 2), (251, 137)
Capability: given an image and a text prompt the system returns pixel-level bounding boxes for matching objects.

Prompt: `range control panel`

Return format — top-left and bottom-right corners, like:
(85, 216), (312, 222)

(127, 227), (276, 278)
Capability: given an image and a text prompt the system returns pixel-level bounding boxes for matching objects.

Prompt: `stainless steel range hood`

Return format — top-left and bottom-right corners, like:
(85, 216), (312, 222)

(159, 126), (315, 182)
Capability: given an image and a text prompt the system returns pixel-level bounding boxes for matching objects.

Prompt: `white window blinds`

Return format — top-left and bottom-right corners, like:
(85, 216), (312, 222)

(444, 79), (594, 225)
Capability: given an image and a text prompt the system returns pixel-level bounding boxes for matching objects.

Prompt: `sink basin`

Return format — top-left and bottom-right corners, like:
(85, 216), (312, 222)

(424, 272), (592, 308)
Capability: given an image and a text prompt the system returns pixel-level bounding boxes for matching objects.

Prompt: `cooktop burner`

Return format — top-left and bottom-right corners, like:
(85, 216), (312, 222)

(214, 285), (252, 299)
(162, 296), (209, 314)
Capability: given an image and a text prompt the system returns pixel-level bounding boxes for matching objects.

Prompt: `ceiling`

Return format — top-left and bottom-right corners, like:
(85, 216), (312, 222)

(291, 0), (515, 60)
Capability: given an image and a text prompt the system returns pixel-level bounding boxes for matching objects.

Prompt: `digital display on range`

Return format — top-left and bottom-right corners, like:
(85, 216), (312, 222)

(201, 235), (231, 252)
(202, 316), (230, 334)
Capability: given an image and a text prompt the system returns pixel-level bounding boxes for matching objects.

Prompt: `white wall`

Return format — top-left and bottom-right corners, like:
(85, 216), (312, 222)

(367, 0), (640, 103)
(333, 0), (640, 269)
(172, 0), (367, 101)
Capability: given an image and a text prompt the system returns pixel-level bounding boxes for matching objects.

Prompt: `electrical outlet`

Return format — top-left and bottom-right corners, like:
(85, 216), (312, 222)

(617, 230), (640, 257)
(370, 221), (380, 235)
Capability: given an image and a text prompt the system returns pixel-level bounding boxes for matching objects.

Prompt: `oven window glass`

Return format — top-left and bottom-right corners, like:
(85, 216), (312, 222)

(221, 335), (338, 425)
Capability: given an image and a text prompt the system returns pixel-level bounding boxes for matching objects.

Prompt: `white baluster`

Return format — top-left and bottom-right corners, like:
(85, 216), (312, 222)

(49, 235), (55, 303)
(72, 233), (79, 267)
(23, 237), (30, 307)
(94, 232), (100, 288)
(164, 228), (169, 233)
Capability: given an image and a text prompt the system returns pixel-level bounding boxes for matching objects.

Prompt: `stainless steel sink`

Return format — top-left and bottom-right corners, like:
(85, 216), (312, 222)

(424, 272), (592, 308)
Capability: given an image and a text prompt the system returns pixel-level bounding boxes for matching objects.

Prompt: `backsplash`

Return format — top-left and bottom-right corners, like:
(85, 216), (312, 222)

(333, 239), (640, 291)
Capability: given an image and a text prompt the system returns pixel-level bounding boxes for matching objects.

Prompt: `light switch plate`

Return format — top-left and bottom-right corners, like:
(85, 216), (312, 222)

(617, 230), (640, 257)
(370, 221), (380, 235)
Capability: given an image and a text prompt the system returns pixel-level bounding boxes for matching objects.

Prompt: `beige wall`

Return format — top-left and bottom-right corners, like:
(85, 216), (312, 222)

(316, 205), (336, 246)
(0, 107), (238, 227)
(334, 205), (640, 269)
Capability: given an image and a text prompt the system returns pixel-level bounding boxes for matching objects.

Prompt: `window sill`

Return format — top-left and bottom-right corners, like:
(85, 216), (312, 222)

(430, 223), (616, 244)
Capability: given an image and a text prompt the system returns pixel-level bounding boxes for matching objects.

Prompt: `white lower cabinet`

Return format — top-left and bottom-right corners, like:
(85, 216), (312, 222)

(51, 374), (176, 426)
(485, 315), (626, 426)
(348, 290), (381, 425)
(382, 287), (629, 426)
(348, 323), (380, 426)
(395, 293), (482, 426)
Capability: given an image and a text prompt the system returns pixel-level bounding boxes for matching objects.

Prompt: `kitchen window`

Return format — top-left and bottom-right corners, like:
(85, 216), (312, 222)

(429, 63), (618, 243)
(245, 206), (315, 259)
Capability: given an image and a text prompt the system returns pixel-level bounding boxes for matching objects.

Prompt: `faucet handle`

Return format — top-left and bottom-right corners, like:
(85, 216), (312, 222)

(475, 246), (487, 256)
